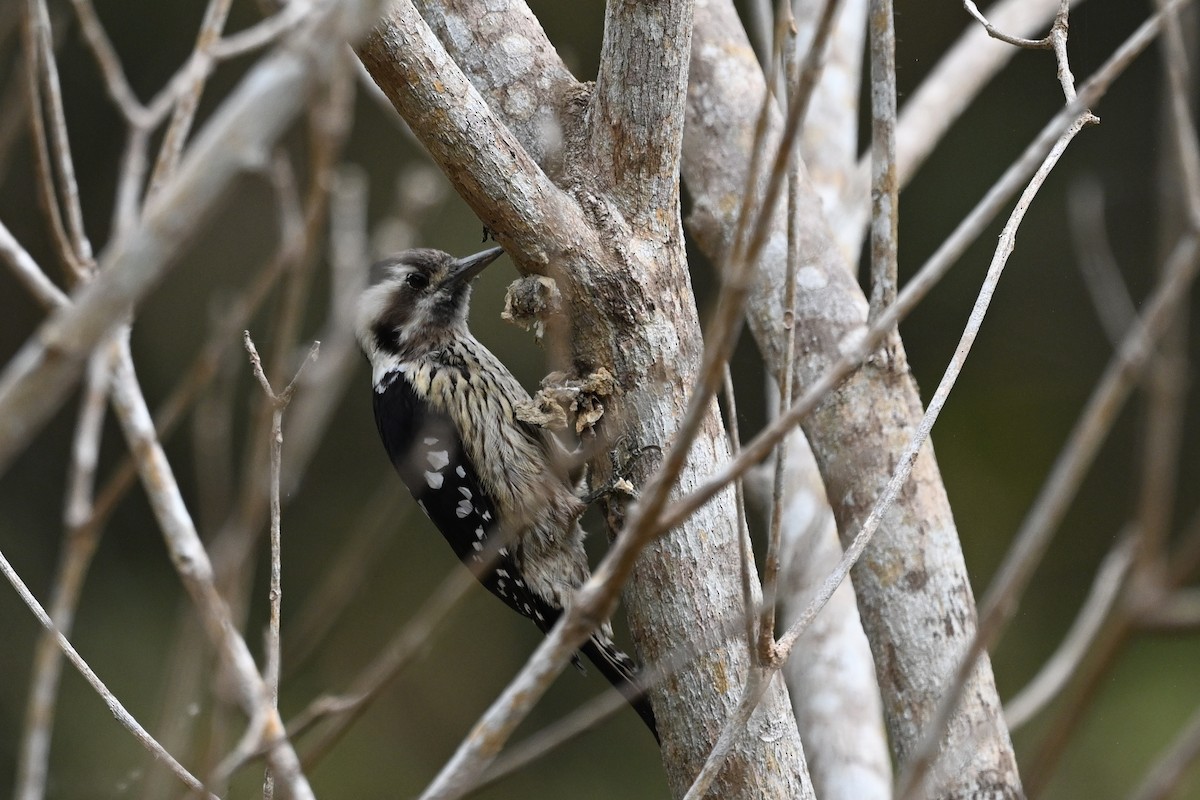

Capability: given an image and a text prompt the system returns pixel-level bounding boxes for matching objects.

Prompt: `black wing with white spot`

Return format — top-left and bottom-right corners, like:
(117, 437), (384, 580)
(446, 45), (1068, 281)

(372, 370), (561, 632)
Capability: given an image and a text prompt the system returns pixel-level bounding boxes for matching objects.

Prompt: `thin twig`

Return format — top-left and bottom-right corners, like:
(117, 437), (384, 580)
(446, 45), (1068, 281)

(145, 0), (234, 198)
(21, 1), (79, 277)
(1003, 531), (1136, 729)
(757, 0), (805, 665)
(294, 564), (481, 769)
(720, 365), (759, 661)
(0, 0), (382, 477)
(1067, 177), (1136, 345)
(242, 330), (318, 800)
(0, 218), (69, 309)
(27, 0), (94, 269)
(14, 350), (110, 800)
(657, 0), (1174, 536)
(0, 547), (214, 799)
(283, 480), (406, 673)
(1131, 0), (1200, 581)
(867, 0), (899, 323)
(111, 126), (151, 241)
(833, 0), (1084, 256)
(688, 26), (1103, 792)
(213, 0), (313, 61)
(68, 0), (148, 123)
(1128, 704), (1200, 800)
(106, 330), (317, 800)
(897, 232), (1200, 800)
(962, 0), (1056, 49)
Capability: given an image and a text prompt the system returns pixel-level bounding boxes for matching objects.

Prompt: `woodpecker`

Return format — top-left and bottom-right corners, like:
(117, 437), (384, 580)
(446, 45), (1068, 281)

(355, 246), (657, 738)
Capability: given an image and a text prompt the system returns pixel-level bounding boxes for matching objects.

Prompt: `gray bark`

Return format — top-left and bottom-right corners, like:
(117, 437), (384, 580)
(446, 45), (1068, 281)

(359, 2), (812, 797)
(684, 0), (1022, 796)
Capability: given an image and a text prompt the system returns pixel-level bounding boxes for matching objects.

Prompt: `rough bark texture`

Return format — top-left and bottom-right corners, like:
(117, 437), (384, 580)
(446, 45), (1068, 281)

(361, 3), (812, 797)
(795, 0), (869, 227)
(684, 1), (1022, 796)
(753, 430), (893, 800)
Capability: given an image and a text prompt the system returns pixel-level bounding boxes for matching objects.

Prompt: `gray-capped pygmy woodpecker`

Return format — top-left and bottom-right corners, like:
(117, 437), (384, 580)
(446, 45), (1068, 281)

(354, 246), (657, 739)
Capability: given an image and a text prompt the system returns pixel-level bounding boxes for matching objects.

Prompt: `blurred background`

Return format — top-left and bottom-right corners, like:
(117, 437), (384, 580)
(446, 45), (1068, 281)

(0, 0), (1197, 797)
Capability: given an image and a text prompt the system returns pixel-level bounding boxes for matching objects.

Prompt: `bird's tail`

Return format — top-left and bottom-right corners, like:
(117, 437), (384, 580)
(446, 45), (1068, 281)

(579, 632), (659, 742)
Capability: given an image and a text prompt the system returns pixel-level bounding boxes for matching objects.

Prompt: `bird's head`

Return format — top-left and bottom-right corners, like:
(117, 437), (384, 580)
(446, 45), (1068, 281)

(355, 246), (504, 364)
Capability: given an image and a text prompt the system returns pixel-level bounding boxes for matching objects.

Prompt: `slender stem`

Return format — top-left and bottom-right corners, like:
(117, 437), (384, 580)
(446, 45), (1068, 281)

(14, 350), (110, 800)
(146, 0), (234, 198)
(898, 232), (1200, 800)
(720, 365), (759, 662)
(1003, 531), (1135, 729)
(867, 0), (899, 323)
(1, 546), (214, 799)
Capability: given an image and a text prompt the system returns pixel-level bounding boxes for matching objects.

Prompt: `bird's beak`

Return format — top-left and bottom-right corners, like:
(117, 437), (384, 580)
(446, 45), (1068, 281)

(447, 246), (504, 287)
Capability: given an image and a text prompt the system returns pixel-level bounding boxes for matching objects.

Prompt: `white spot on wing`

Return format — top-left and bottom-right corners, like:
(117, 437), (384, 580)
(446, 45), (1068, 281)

(423, 437), (438, 446)
(427, 450), (450, 469)
(456, 499), (473, 518)
(424, 471), (444, 489)
(458, 487), (472, 498)
(456, 465), (466, 478)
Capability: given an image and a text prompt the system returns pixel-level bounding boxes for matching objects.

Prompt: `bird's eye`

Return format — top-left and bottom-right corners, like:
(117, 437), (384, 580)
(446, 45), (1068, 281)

(405, 272), (429, 290)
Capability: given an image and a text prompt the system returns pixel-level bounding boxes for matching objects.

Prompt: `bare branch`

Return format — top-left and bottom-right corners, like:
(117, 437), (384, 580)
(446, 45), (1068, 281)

(669, 0), (1176, 533)
(107, 330), (316, 799)
(962, 0), (1056, 49)
(145, 0), (235, 198)
(1067, 177), (1137, 344)
(795, 0), (867, 220)
(769, 438), (892, 800)
(1129, 704), (1200, 800)
(21, 2), (80, 277)
(719, 366), (760, 661)
(25, 0), (94, 268)
(362, 6), (811, 795)
(212, 1), (312, 61)
(835, 0), (1087, 256)
(293, 564), (480, 769)
(589, 0), (694, 227)
(242, 331), (318, 799)
(0, 218), (69, 310)
(68, 0), (147, 123)
(690, 92), (1095, 790)
(0, 546), (214, 798)
(899, 230), (1200, 800)
(0, 0), (387, 478)
(867, 0), (899, 322)
(1004, 532), (1135, 729)
(14, 351), (109, 800)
